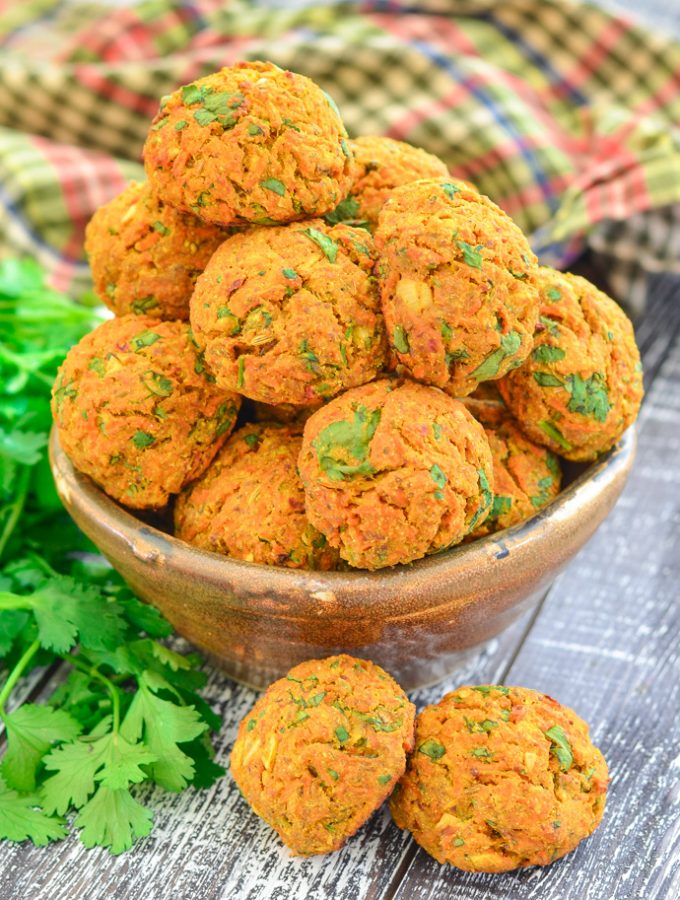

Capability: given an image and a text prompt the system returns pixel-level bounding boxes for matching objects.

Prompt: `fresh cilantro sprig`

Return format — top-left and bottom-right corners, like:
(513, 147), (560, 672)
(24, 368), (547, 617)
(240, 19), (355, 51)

(0, 260), (224, 854)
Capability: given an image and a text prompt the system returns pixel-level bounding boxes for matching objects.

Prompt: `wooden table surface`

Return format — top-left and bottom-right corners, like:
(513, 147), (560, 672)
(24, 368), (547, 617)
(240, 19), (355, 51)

(1, 270), (679, 900)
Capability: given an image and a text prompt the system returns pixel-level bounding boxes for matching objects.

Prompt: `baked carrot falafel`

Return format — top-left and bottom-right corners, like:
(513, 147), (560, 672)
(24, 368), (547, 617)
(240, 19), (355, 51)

(231, 654), (415, 855)
(85, 181), (227, 321)
(51, 315), (240, 508)
(463, 399), (561, 538)
(374, 178), (539, 397)
(326, 135), (448, 230)
(497, 268), (643, 461)
(298, 379), (494, 569)
(174, 422), (337, 570)
(390, 684), (608, 871)
(190, 220), (385, 405)
(143, 61), (353, 227)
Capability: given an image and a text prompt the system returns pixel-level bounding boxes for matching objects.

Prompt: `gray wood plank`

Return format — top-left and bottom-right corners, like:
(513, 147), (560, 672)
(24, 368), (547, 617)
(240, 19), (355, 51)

(0, 604), (541, 900)
(390, 317), (680, 900)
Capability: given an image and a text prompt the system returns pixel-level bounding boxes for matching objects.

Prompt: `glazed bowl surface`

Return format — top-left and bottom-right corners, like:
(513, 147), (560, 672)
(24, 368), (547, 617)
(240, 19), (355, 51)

(49, 427), (636, 691)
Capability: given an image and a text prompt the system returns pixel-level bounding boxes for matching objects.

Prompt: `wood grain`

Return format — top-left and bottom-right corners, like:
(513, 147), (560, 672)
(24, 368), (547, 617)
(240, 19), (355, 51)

(390, 312), (680, 900)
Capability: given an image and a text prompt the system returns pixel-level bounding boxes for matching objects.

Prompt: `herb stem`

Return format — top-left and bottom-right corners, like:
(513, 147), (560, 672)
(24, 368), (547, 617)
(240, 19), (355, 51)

(70, 657), (122, 733)
(0, 465), (30, 561)
(0, 638), (41, 715)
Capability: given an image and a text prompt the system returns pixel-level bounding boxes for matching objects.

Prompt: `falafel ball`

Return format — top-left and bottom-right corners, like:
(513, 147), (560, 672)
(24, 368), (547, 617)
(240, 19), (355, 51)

(51, 315), (240, 508)
(497, 269), (643, 462)
(463, 399), (561, 538)
(390, 684), (608, 872)
(298, 379), (494, 569)
(174, 423), (338, 570)
(190, 220), (385, 405)
(325, 136), (448, 230)
(374, 178), (539, 397)
(143, 61), (353, 227)
(85, 181), (228, 321)
(231, 654), (416, 855)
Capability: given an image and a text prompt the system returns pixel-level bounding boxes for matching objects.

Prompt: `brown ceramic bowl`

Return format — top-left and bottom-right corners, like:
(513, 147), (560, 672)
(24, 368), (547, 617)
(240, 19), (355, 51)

(49, 426), (635, 691)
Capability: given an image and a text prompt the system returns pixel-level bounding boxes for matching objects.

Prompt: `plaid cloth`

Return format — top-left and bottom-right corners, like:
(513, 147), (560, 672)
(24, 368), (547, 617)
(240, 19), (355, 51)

(1, 0), (679, 313)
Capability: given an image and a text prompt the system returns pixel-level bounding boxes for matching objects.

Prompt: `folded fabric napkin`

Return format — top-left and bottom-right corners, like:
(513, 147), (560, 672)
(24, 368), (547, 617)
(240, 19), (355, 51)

(1, 0), (679, 312)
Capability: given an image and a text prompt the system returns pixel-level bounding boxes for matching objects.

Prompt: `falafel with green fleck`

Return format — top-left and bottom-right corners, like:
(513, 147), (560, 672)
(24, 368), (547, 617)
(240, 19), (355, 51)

(326, 135), (448, 230)
(51, 315), (240, 508)
(174, 423), (338, 570)
(497, 268), (643, 461)
(231, 654), (415, 855)
(190, 219), (385, 405)
(85, 181), (228, 321)
(298, 379), (494, 569)
(143, 61), (353, 227)
(463, 399), (561, 538)
(374, 178), (539, 397)
(390, 685), (608, 872)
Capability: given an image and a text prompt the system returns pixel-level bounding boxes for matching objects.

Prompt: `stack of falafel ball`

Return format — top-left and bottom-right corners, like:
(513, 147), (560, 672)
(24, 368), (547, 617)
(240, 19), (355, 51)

(50, 61), (626, 869)
(52, 60), (643, 572)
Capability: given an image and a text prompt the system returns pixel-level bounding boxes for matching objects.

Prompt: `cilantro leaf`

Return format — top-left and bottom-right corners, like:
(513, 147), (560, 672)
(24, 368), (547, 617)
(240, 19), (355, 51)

(25, 576), (127, 653)
(120, 676), (206, 792)
(0, 776), (66, 846)
(324, 195), (366, 227)
(471, 332), (522, 380)
(75, 786), (153, 856)
(1, 704), (81, 792)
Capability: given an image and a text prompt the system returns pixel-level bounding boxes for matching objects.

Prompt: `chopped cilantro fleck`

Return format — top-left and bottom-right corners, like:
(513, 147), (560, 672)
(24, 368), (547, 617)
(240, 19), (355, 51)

(440, 321), (453, 342)
(246, 719), (256, 732)
(131, 430), (155, 449)
(489, 494), (512, 520)
(152, 221), (169, 236)
(130, 330), (161, 352)
(324, 195), (362, 227)
(88, 358), (106, 378)
(545, 725), (573, 772)
(193, 108), (216, 127)
(313, 405), (381, 481)
(470, 747), (493, 759)
(261, 178), (286, 196)
(237, 357), (245, 389)
(181, 84), (205, 105)
(282, 268), (298, 280)
(565, 373), (611, 422)
(532, 345), (566, 364)
(393, 325), (410, 354)
(418, 739), (446, 760)
(441, 182), (460, 200)
(546, 287), (562, 300)
(335, 726), (349, 742)
(454, 837), (465, 847)
(456, 240), (484, 269)
(303, 227), (338, 263)
(538, 420), (572, 451)
(533, 372), (564, 388)
(430, 464), (447, 490)
(174, 120), (188, 131)
(131, 296), (158, 315)
(247, 123), (264, 136)
(470, 332), (522, 380)
(327, 769), (339, 781)
(377, 774), (392, 785)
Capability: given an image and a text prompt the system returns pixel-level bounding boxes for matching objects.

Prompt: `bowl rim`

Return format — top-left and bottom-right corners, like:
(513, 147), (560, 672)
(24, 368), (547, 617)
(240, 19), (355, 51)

(49, 425), (636, 616)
